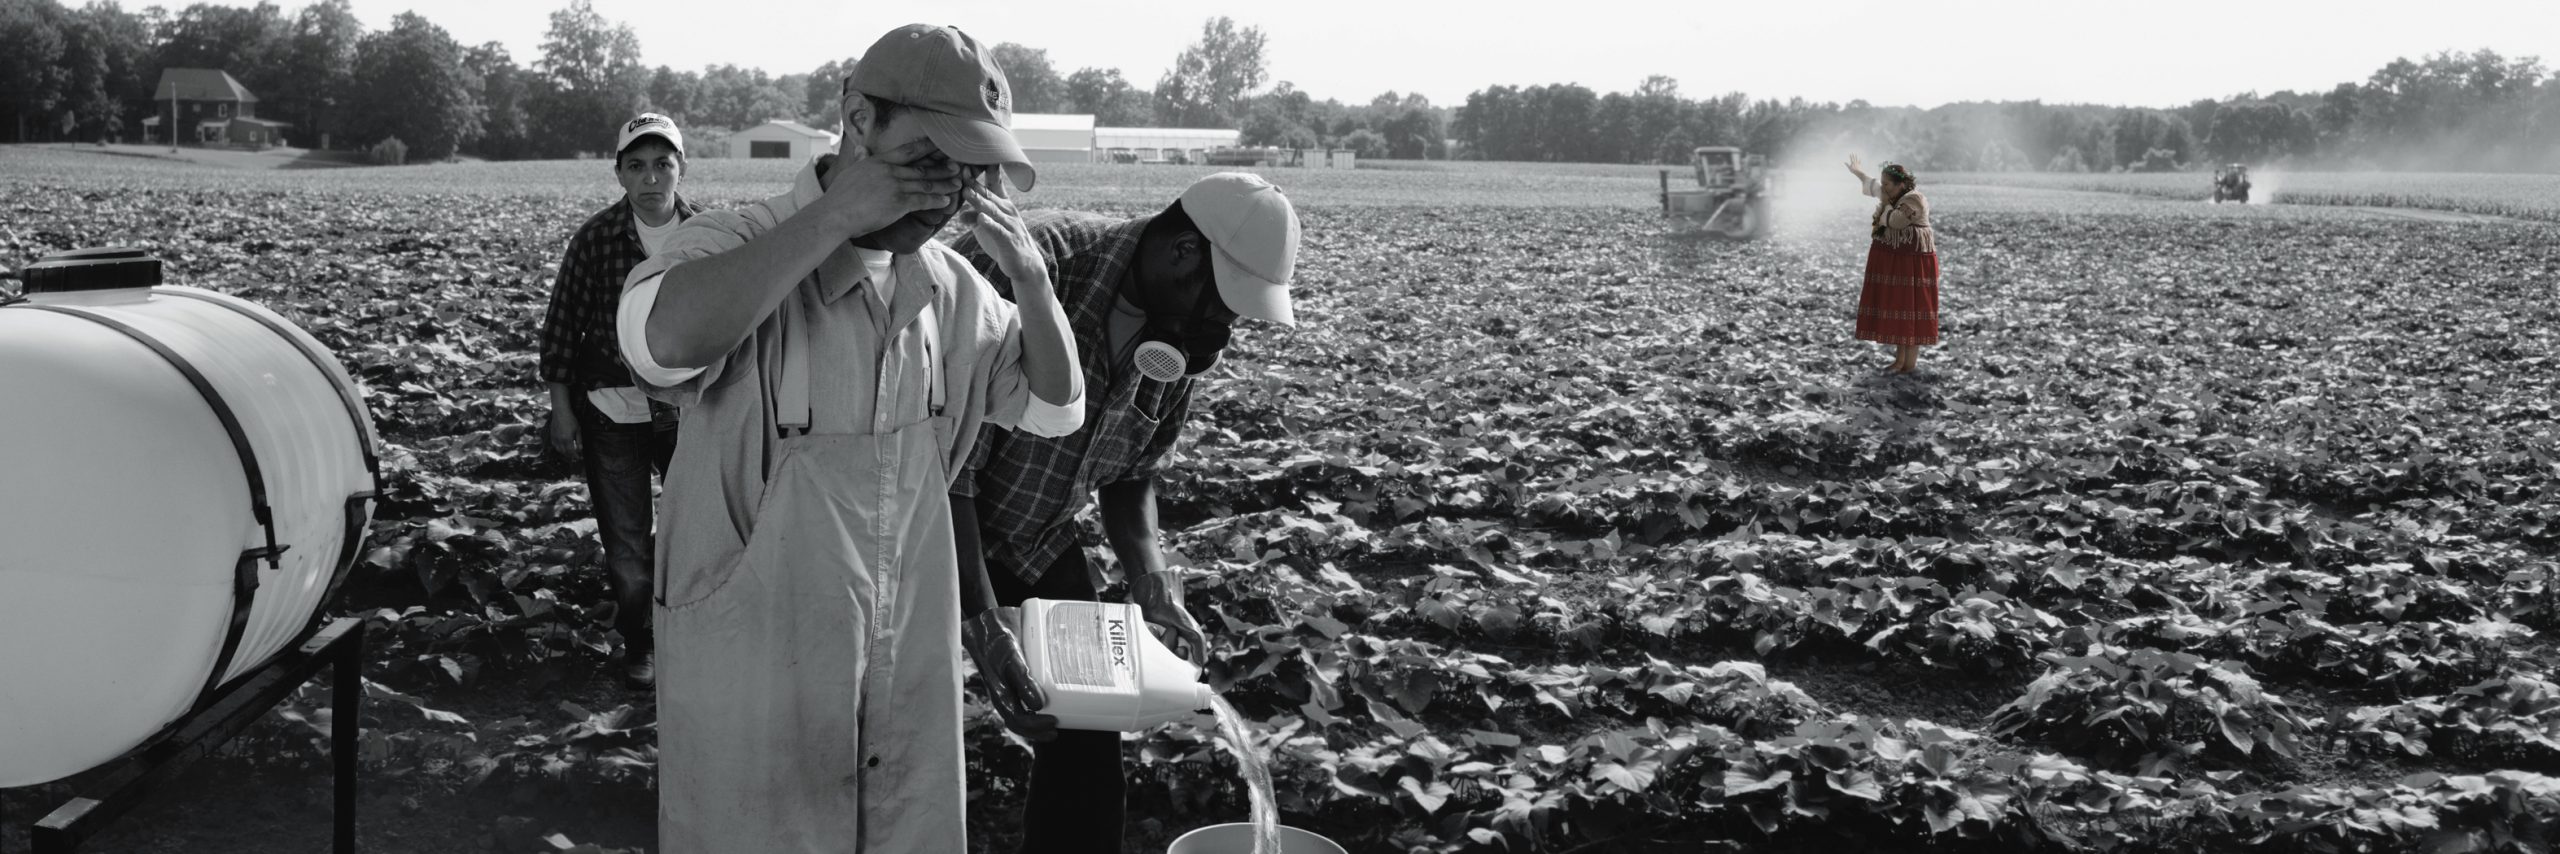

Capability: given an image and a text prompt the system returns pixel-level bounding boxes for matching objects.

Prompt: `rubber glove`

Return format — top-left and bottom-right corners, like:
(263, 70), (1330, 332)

(962, 606), (1059, 741)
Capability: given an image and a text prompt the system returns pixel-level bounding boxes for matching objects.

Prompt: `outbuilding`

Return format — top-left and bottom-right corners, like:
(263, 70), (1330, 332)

(1294, 148), (1357, 169)
(1011, 113), (1095, 163)
(217, 117), (290, 148)
(729, 120), (839, 160)
(1093, 127), (1241, 164)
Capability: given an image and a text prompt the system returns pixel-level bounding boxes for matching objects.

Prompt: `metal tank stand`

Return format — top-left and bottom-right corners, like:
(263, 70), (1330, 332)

(2, 617), (365, 854)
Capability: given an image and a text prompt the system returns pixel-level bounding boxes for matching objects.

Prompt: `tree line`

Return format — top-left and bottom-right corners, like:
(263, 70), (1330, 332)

(0, 0), (857, 159)
(4, 0), (2551, 171)
(0, 2), (1343, 162)
(1444, 50), (2560, 172)
(973, 17), (1457, 160)
(0, 2), (1458, 164)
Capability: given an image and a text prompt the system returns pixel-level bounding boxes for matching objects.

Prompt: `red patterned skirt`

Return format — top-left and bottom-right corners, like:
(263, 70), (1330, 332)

(1856, 241), (1940, 346)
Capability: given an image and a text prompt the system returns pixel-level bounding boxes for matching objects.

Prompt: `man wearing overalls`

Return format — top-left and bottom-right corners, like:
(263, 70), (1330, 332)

(613, 24), (1084, 853)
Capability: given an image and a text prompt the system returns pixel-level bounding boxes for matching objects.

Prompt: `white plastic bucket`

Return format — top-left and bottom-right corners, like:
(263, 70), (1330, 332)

(1167, 823), (1347, 854)
(0, 267), (377, 787)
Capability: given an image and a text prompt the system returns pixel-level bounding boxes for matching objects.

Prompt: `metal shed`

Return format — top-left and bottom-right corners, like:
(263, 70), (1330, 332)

(1010, 113), (1095, 163)
(729, 120), (839, 161)
(1093, 127), (1240, 164)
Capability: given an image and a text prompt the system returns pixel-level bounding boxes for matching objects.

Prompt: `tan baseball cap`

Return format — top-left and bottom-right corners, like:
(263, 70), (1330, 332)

(1181, 173), (1299, 326)
(846, 24), (1035, 192)
(616, 113), (683, 157)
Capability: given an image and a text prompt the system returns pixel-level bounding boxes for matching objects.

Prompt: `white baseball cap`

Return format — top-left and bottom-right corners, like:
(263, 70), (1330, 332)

(616, 113), (683, 157)
(1180, 172), (1299, 326)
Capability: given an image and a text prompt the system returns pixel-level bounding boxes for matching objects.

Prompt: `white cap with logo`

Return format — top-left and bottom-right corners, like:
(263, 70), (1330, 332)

(1180, 172), (1299, 326)
(616, 113), (684, 157)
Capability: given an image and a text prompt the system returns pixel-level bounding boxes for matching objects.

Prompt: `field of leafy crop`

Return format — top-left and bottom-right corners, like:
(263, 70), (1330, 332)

(1946, 170), (2560, 223)
(4, 145), (2560, 853)
(0, 146), (1659, 208)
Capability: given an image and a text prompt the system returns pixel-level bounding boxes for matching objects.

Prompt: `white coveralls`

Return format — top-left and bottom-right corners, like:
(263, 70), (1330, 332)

(618, 159), (1083, 853)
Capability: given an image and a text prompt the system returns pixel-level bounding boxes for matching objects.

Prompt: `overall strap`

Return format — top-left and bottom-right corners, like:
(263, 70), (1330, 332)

(919, 300), (944, 415)
(777, 298), (811, 433)
(778, 273), (944, 432)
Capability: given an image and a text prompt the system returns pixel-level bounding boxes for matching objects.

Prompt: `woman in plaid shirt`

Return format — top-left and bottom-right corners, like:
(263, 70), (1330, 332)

(536, 113), (702, 687)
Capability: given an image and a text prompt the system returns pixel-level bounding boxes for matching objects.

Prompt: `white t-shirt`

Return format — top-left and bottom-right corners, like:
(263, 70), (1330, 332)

(584, 208), (687, 424)
(635, 208), (682, 257)
(856, 247), (895, 313)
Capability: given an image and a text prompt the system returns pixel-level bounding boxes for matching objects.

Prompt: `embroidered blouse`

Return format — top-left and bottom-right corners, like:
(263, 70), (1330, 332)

(1860, 177), (1935, 253)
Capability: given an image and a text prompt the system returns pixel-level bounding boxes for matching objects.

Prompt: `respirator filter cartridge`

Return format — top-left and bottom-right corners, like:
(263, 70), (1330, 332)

(1132, 340), (1191, 383)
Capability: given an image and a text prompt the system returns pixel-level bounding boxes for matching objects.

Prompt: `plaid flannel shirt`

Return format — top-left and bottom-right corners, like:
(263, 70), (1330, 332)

(949, 210), (1194, 583)
(539, 194), (705, 390)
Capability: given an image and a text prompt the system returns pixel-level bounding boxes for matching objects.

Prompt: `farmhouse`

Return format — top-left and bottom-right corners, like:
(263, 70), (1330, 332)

(1010, 113), (1095, 163)
(729, 120), (838, 160)
(150, 68), (283, 147)
(1094, 126), (1240, 164)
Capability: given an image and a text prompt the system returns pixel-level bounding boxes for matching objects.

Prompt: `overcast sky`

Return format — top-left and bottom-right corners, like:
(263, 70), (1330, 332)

(311, 0), (2556, 109)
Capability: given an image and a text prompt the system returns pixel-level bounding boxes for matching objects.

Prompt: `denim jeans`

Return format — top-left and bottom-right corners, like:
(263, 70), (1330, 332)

(572, 393), (677, 653)
(987, 547), (1126, 854)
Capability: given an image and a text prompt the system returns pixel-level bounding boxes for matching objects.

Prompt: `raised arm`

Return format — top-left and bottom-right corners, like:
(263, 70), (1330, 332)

(1846, 154), (1874, 196)
(644, 141), (962, 369)
(956, 177), (1081, 408)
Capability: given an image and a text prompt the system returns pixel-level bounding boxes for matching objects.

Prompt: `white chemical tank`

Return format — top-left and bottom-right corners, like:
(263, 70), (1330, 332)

(0, 247), (378, 787)
(1018, 598), (1217, 731)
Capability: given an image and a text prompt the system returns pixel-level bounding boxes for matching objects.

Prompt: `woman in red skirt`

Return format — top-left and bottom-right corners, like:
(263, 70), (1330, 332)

(1844, 157), (1938, 373)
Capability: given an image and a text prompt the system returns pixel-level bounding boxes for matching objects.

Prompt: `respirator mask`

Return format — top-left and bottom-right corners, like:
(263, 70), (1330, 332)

(1131, 323), (1230, 383)
(1130, 281), (1236, 383)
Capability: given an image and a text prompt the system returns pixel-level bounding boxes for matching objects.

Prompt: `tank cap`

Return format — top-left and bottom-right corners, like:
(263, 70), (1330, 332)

(22, 247), (163, 294)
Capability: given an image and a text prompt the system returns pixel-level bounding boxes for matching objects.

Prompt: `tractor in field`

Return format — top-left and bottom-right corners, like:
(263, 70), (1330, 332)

(1660, 146), (1776, 238)
(2212, 163), (2251, 203)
